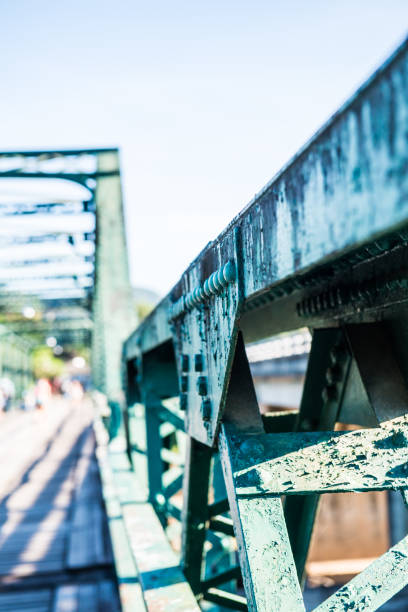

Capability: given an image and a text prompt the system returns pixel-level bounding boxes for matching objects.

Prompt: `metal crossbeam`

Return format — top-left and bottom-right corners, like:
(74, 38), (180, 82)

(228, 416), (408, 495)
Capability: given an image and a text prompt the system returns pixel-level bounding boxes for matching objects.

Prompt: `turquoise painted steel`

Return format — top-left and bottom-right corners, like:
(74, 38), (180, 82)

(116, 37), (408, 611)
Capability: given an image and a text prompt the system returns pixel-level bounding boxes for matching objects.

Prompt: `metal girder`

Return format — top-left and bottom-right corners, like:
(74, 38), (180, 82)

(0, 148), (119, 187)
(0, 201), (94, 216)
(91, 151), (136, 401)
(126, 36), (408, 446)
(118, 37), (408, 612)
(0, 233), (94, 246)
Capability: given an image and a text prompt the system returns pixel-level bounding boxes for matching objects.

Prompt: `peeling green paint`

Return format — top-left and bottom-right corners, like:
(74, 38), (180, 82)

(316, 537), (408, 611)
(119, 37), (408, 612)
(231, 414), (408, 496)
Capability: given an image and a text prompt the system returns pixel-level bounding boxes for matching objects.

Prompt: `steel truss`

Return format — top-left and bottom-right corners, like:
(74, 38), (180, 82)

(0, 148), (135, 403)
(112, 37), (408, 611)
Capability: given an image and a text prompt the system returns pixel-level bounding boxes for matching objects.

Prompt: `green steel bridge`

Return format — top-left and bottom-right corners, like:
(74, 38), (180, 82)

(3, 36), (408, 612)
(0, 147), (135, 408)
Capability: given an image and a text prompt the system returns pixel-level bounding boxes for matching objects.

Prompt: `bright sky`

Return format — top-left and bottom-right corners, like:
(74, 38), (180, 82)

(1, 1), (407, 296)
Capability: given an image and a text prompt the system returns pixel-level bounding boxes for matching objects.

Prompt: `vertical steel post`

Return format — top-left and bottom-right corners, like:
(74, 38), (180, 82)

(92, 151), (136, 409)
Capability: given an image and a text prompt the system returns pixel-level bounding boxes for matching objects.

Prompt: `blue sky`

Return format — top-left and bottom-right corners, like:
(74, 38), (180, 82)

(1, 1), (408, 295)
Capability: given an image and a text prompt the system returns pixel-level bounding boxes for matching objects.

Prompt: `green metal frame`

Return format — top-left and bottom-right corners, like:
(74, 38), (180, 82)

(114, 37), (408, 610)
(0, 148), (135, 409)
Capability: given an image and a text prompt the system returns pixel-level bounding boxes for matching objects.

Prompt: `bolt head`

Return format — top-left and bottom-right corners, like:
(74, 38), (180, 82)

(194, 353), (204, 372)
(322, 384), (338, 403)
(197, 376), (208, 396)
(330, 344), (348, 365)
(326, 365), (342, 385)
(181, 354), (189, 372)
(180, 375), (188, 393)
(222, 261), (236, 284)
(180, 393), (188, 411)
(201, 398), (212, 421)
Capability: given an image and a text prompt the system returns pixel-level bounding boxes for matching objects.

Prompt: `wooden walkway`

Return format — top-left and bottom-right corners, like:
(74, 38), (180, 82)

(0, 399), (121, 611)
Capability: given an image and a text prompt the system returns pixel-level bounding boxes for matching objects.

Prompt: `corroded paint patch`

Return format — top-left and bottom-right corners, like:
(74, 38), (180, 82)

(231, 414), (408, 495)
(238, 496), (305, 612)
(220, 426), (305, 611)
(316, 536), (408, 611)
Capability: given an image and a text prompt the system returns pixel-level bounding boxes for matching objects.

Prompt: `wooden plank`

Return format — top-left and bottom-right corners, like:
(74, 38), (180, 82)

(230, 414), (408, 496)
(0, 589), (51, 612)
(316, 535), (408, 611)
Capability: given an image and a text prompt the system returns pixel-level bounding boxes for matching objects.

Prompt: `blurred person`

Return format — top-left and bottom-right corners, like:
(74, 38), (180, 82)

(0, 377), (15, 411)
(34, 378), (52, 410)
(23, 386), (36, 411)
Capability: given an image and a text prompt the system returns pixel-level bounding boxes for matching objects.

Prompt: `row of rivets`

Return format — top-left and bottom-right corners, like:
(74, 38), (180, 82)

(170, 260), (236, 320)
(179, 352), (212, 423)
(179, 352), (206, 411)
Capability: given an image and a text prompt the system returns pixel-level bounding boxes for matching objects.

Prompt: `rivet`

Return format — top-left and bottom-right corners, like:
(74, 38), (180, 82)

(181, 354), (189, 372)
(203, 279), (212, 297)
(180, 375), (188, 393)
(322, 385), (338, 403)
(208, 273), (217, 294)
(201, 398), (212, 421)
(194, 353), (204, 372)
(155, 493), (166, 507)
(326, 365), (342, 385)
(197, 376), (207, 396)
(180, 393), (188, 411)
(301, 418), (312, 431)
(330, 344), (348, 365)
(213, 269), (223, 291)
(223, 261), (236, 284)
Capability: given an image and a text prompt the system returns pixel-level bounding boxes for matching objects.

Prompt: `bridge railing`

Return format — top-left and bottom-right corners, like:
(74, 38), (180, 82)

(106, 37), (408, 612)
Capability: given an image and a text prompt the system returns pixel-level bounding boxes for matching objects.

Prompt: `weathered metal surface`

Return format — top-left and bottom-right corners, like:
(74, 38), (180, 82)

(229, 414), (408, 495)
(316, 536), (408, 611)
(119, 38), (408, 612)
(220, 425), (305, 612)
(91, 151), (136, 402)
(126, 37), (408, 445)
(284, 328), (350, 583)
(181, 437), (212, 593)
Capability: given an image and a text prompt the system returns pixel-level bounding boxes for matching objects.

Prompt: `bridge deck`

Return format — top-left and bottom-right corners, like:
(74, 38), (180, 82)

(0, 399), (121, 612)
